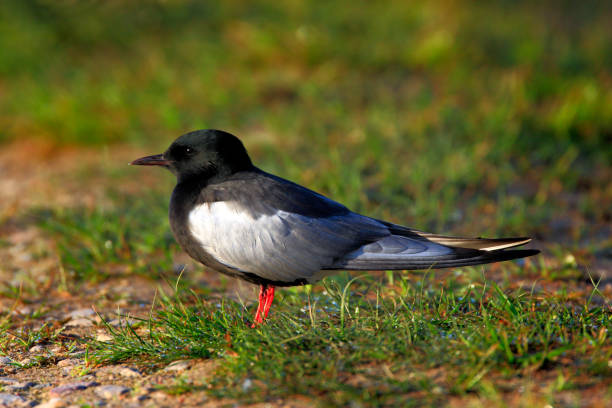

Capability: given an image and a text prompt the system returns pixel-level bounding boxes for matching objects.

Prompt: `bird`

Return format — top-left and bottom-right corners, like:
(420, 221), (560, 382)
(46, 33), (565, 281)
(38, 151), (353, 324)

(130, 129), (539, 327)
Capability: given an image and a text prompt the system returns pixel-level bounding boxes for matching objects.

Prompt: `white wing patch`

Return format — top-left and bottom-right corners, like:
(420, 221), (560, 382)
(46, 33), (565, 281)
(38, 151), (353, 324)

(188, 201), (332, 281)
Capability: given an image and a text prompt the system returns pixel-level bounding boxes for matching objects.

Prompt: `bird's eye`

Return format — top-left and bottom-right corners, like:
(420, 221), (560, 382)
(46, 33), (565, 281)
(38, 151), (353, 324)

(168, 145), (195, 160)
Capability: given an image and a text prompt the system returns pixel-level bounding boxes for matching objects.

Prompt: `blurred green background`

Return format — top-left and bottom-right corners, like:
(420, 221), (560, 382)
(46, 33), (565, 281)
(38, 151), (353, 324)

(1, 0), (611, 243)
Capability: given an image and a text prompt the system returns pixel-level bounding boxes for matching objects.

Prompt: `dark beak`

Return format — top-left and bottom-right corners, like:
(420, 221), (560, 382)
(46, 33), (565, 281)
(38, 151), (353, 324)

(129, 154), (171, 167)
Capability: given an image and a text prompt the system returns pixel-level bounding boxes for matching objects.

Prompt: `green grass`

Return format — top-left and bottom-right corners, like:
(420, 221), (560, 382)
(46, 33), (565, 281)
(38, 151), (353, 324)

(1, 1), (611, 405)
(33, 190), (176, 283)
(93, 274), (611, 405)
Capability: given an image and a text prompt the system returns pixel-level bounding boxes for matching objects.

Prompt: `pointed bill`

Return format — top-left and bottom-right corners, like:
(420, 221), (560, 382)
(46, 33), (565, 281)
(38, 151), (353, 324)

(129, 153), (171, 167)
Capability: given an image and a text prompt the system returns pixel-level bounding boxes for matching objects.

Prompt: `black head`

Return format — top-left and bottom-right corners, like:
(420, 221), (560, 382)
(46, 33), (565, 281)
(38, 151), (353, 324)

(130, 129), (254, 183)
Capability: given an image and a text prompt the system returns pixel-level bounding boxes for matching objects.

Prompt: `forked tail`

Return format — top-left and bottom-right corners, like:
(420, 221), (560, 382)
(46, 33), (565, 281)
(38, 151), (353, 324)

(329, 229), (539, 271)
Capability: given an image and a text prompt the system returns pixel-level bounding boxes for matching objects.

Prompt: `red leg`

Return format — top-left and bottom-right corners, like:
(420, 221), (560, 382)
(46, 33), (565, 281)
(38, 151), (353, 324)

(262, 286), (275, 320)
(251, 284), (275, 327)
(251, 285), (265, 328)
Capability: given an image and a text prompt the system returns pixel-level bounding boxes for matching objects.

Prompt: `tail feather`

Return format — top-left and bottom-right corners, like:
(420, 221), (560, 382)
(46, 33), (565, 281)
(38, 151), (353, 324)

(327, 223), (539, 271)
(330, 248), (539, 271)
(411, 232), (532, 252)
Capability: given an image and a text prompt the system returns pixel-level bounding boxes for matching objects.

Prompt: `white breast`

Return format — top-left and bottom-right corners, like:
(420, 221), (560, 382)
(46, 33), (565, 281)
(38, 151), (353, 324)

(187, 201), (324, 282)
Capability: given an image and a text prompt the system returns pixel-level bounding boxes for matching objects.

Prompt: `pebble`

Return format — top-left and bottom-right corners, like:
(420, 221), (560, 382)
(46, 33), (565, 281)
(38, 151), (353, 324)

(57, 359), (80, 368)
(64, 318), (93, 328)
(16, 306), (32, 315)
(0, 393), (29, 406)
(4, 381), (36, 392)
(115, 298), (130, 307)
(133, 394), (149, 402)
(95, 333), (113, 342)
(19, 358), (33, 366)
(68, 309), (95, 319)
(149, 391), (168, 401)
(0, 357), (12, 365)
(163, 360), (191, 372)
(117, 367), (141, 378)
(49, 381), (98, 397)
(29, 345), (45, 354)
(98, 365), (141, 378)
(49, 346), (63, 354)
(94, 385), (130, 399)
(34, 398), (65, 408)
(107, 318), (135, 327)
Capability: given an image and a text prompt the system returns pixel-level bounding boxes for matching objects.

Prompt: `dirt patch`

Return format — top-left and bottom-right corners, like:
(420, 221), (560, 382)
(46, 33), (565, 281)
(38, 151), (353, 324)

(0, 143), (271, 407)
(0, 142), (609, 407)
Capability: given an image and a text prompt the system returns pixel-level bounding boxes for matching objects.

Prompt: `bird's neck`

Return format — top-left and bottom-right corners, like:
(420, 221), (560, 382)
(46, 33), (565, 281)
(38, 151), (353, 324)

(170, 167), (244, 215)
(169, 178), (202, 248)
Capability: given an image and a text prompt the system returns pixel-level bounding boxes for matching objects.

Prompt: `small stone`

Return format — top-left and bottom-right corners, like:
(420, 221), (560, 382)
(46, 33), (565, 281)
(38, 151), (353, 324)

(49, 382), (98, 397)
(19, 358), (33, 366)
(242, 378), (252, 392)
(57, 359), (80, 368)
(0, 357), (12, 366)
(163, 360), (190, 372)
(68, 309), (95, 319)
(0, 378), (19, 385)
(29, 345), (45, 354)
(0, 393), (27, 406)
(95, 333), (113, 342)
(34, 398), (65, 408)
(94, 385), (130, 399)
(49, 346), (63, 354)
(107, 318), (135, 327)
(134, 394), (149, 402)
(149, 391), (167, 401)
(64, 318), (93, 328)
(116, 298), (129, 307)
(5, 381), (36, 391)
(117, 367), (141, 378)
(16, 306), (32, 315)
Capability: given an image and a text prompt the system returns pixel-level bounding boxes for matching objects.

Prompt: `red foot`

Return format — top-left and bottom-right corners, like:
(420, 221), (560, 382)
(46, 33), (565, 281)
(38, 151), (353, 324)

(251, 284), (275, 328)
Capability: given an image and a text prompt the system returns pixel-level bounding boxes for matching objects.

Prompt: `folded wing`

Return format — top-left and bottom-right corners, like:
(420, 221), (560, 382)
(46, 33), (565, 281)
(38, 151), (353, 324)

(187, 201), (390, 283)
(328, 223), (538, 271)
(190, 172), (538, 284)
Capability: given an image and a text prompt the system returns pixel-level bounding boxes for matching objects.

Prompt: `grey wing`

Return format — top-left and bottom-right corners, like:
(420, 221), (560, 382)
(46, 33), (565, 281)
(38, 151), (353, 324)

(188, 202), (537, 283)
(187, 201), (390, 283)
(329, 221), (538, 271)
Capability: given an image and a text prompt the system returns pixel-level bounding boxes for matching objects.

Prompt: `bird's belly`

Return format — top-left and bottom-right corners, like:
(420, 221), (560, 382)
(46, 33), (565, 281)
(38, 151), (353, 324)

(187, 201), (322, 282)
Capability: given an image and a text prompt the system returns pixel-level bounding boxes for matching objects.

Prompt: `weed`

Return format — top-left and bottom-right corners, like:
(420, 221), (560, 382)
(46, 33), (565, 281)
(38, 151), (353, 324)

(94, 275), (611, 405)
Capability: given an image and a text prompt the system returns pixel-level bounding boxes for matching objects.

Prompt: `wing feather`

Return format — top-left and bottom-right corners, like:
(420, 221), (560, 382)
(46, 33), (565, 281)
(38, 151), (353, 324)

(187, 201), (388, 282)
(185, 171), (538, 284)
